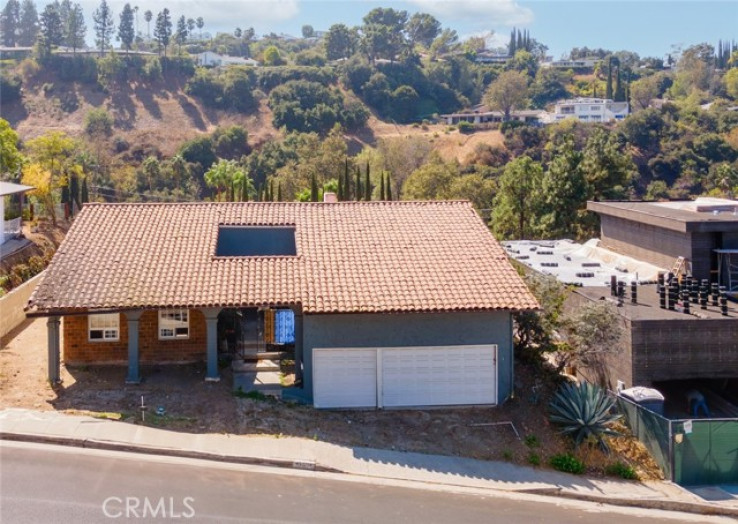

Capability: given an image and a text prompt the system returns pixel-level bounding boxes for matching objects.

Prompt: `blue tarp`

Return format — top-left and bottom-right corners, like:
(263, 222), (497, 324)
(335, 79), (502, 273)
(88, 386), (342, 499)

(274, 309), (295, 344)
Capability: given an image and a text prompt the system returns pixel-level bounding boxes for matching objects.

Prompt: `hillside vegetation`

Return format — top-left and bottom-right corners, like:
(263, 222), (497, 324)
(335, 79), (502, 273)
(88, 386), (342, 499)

(1, 4), (737, 240)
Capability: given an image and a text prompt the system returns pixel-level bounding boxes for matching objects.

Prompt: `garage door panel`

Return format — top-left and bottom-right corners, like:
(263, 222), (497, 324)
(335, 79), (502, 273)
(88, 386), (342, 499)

(313, 348), (377, 408)
(381, 345), (497, 408)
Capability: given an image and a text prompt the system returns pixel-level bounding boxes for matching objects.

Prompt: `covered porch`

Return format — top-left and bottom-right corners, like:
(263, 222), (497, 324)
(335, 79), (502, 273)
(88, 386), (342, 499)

(41, 306), (305, 388)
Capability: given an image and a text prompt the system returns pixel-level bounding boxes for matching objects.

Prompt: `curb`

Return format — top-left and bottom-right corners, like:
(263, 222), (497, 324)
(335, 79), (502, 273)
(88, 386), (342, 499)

(0, 432), (341, 474)
(3, 432), (737, 518)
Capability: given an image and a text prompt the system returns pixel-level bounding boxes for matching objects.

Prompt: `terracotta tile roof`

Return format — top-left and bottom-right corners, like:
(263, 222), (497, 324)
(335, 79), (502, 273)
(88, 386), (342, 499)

(27, 201), (538, 315)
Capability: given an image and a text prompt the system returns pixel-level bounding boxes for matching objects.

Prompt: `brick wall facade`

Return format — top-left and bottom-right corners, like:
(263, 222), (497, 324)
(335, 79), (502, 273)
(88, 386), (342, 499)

(63, 309), (207, 365)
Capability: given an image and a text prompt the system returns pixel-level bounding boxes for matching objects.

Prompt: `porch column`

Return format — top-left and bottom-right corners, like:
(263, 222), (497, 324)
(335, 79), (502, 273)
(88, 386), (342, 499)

(47, 316), (61, 384)
(293, 308), (304, 385)
(125, 310), (144, 384)
(202, 308), (222, 382)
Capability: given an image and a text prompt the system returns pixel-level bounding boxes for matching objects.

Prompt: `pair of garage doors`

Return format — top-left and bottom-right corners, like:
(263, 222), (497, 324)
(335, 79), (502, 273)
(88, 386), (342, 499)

(313, 345), (498, 409)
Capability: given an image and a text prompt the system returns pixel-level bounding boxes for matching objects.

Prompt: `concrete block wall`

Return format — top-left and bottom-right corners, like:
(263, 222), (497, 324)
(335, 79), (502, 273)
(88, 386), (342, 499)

(599, 215), (692, 272)
(0, 272), (45, 340)
(63, 309), (207, 365)
(631, 319), (738, 384)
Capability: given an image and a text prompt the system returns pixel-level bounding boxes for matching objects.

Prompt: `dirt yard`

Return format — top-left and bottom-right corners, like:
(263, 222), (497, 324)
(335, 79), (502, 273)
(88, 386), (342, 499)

(0, 318), (660, 479)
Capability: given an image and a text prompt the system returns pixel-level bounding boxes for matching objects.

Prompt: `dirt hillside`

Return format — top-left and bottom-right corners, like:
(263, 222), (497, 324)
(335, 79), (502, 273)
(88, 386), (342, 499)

(5, 71), (505, 161)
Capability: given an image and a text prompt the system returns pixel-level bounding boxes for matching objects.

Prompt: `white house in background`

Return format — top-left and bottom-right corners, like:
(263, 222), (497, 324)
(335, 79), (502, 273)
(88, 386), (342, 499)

(441, 105), (545, 125)
(541, 97), (629, 124)
(194, 51), (259, 67)
(541, 58), (601, 69)
(1, 181), (33, 247)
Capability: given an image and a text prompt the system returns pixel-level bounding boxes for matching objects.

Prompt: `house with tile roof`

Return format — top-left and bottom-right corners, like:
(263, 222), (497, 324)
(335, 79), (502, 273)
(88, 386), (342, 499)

(26, 200), (537, 409)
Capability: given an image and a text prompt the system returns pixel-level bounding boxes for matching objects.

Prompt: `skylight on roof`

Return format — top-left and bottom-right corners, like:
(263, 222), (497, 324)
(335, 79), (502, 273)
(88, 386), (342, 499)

(216, 226), (296, 257)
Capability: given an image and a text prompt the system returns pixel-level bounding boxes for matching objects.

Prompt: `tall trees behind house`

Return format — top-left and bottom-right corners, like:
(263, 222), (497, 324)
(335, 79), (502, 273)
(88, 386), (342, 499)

(17, 0), (38, 45)
(118, 3), (134, 53)
(154, 8), (172, 56)
(93, 0), (114, 56)
(0, 0), (20, 46)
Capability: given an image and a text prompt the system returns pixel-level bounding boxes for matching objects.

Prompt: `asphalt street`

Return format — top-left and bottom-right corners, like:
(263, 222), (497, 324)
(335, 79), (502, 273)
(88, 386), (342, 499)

(0, 441), (727, 523)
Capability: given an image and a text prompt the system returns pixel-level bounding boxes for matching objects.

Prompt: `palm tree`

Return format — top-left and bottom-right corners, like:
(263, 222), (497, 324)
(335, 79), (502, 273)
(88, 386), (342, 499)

(144, 9), (152, 39)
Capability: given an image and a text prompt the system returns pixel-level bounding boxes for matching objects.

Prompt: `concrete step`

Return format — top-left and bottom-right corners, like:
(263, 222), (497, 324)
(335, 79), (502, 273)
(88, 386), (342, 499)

(233, 371), (283, 398)
(240, 351), (292, 361)
(232, 359), (281, 373)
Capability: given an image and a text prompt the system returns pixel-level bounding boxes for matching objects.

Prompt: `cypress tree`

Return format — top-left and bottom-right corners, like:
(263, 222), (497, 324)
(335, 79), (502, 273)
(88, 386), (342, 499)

(509, 29), (516, 55)
(81, 177), (89, 204)
(355, 166), (361, 201)
(605, 57), (613, 99)
(256, 183), (262, 202)
(310, 173), (319, 202)
(277, 182), (282, 202)
(380, 171), (385, 201)
(270, 180), (275, 202)
(364, 163), (371, 201)
(615, 66), (622, 101)
(516, 29), (523, 52)
(386, 173), (393, 201)
(344, 158), (351, 200)
(337, 171), (343, 200)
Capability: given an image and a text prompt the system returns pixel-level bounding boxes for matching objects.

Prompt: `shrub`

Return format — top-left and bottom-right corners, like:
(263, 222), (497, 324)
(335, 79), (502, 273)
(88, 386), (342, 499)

(142, 58), (163, 82)
(457, 120), (475, 134)
(0, 274), (10, 291)
(9, 264), (31, 287)
(113, 136), (130, 153)
(28, 256), (45, 275)
(18, 58), (40, 80)
(85, 107), (114, 137)
(549, 381), (621, 452)
(524, 434), (540, 448)
(0, 71), (22, 103)
(527, 452), (541, 466)
(606, 462), (638, 480)
(549, 453), (585, 474)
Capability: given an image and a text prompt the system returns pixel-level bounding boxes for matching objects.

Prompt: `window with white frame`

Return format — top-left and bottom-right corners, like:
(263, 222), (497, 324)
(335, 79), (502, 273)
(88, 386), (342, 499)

(159, 309), (189, 339)
(89, 313), (120, 341)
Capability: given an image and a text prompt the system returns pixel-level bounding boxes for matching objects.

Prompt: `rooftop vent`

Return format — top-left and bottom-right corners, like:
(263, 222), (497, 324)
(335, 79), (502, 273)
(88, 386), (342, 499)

(323, 192), (337, 203)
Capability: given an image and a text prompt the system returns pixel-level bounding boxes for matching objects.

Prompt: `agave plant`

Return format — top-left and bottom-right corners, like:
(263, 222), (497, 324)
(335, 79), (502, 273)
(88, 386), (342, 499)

(549, 381), (622, 452)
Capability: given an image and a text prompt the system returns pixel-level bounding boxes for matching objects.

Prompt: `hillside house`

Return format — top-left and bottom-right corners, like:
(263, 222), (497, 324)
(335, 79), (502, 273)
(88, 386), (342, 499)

(26, 200), (537, 409)
(194, 51), (259, 67)
(1, 181), (33, 249)
(540, 97), (629, 124)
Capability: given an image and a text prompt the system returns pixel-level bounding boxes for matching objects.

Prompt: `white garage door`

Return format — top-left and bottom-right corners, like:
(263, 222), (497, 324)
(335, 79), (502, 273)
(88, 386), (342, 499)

(381, 345), (497, 408)
(313, 348), (377, 408)
(313, 345), (497, 409)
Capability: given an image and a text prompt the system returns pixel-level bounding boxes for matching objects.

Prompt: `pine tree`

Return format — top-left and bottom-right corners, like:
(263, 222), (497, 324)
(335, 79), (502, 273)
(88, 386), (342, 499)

(386, 173), (393, 201)
(93, 0), (114, 57)
(118, 3), (135, 54)
(65, 3), (85, 54)
(364, 163), (371, 201)
(154, 8), (172, 57)
(175, 15), (188, 53)
(310, 173), (319, 202)
(38, 3), (63, 54)
(0, 0), (20, 47)
(380, 171), (385, 200)
(17, 0), (38, 46)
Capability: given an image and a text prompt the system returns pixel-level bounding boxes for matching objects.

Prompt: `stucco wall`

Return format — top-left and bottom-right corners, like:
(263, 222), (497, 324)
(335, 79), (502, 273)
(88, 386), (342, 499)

(0, 272), (45, 340)
(63, 309), (207, 364)
(301, 311), (514, 404)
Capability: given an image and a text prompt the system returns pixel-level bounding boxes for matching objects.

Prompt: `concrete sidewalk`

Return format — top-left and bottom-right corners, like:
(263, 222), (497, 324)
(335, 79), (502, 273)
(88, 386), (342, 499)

(0, 408), (735, 517)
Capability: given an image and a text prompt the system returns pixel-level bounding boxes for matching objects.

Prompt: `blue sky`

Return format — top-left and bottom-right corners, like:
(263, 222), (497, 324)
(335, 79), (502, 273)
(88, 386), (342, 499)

(67, 1), (737, 59)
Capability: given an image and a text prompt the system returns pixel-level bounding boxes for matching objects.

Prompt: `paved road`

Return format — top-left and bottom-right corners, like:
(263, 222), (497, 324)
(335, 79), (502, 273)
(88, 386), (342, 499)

(0, 441), (726, 523)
